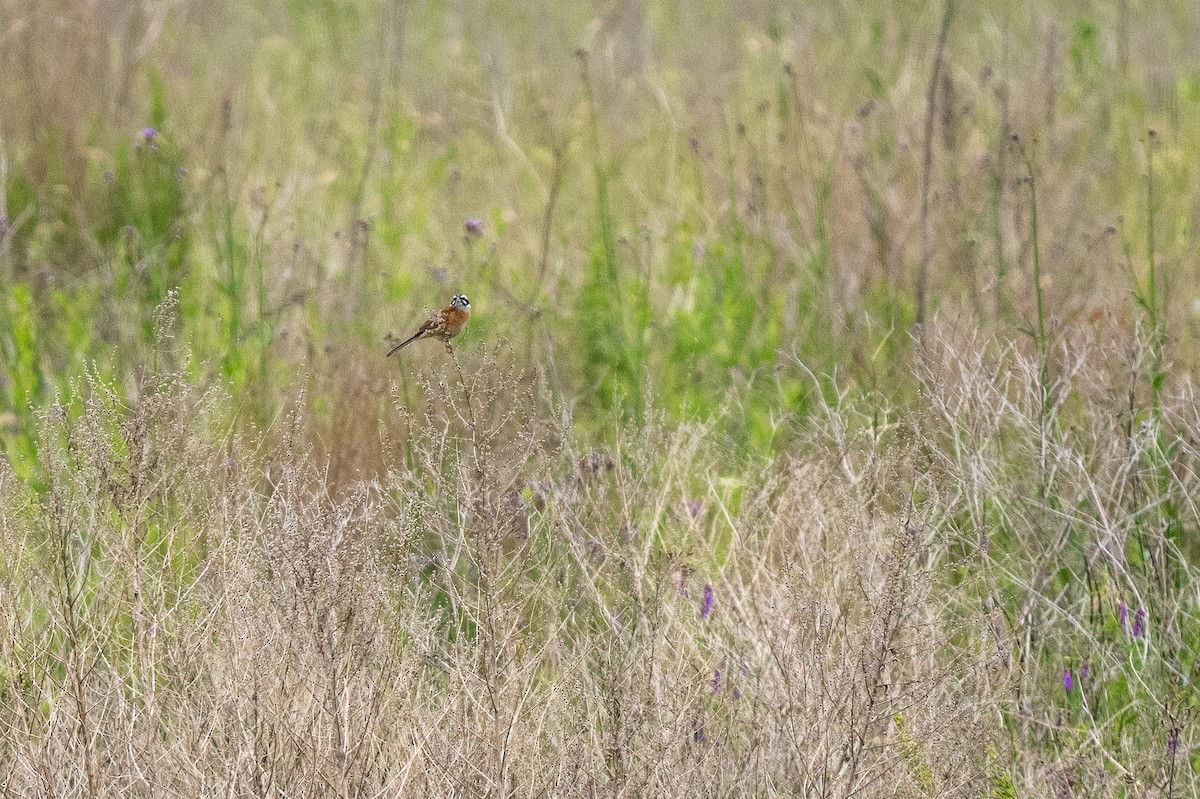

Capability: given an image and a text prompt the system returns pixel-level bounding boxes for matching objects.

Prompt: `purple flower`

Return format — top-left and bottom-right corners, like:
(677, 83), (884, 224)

(137, 127), (160, 151)
(1079, 661), (1089, 680)
(1063, 669), (1073, 693)
(464, 218), (484, 239)
(1119, 602), (1128, 632)
(1132, 607), (1146, 639)
(679, 571), (689, 598)
(1168, 728), (1179, 755)
(701, 584), (715, 621)
(712, 669), (722, 695)
(684, 498), (701, 519)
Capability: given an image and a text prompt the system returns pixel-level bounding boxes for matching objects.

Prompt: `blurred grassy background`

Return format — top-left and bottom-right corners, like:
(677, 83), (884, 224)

(3, 0), (1200, 794)
(4, 0), (1199, 475)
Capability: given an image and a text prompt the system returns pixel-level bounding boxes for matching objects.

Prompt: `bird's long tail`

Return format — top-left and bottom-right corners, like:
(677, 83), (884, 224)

(387, 332), (422, 356)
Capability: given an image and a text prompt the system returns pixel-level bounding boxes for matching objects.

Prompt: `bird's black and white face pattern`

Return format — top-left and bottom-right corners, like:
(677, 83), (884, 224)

(450, 294), (471, 312)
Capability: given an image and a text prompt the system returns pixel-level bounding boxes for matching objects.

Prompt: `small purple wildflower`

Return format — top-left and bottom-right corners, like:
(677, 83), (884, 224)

(684, 498), (701, 519)
(679, 571), (689, 598)
(1063, 669), (1073, 693)
(701, 584), (714, 621)
(1119, 602), (1128, 633)
(712, 669), (722, 695)
(136, 127), (160, 151)
(464, 218), (484, 239)
(1132, 607), (1146, 639)
(1168, 728), (1179, 755)
(1079, 661), (1089, 680)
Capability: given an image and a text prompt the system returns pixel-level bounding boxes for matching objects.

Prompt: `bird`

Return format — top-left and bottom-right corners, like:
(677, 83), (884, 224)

(388, 294), (471, 356)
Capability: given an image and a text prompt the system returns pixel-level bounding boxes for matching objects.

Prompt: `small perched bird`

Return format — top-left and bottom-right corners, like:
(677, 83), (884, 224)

(388, 294), (471, 356)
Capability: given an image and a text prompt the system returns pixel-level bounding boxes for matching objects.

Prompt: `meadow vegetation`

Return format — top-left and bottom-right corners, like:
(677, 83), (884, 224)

(1, 0), (1199, 795)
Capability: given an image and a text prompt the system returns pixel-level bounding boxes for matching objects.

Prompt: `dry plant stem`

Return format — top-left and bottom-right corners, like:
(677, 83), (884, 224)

(50, 475), (101, 797)
(448, 344), (476, 431)
(917, 0), (955, 327)
(446, 344), (512, 793)
(5, 329), (1200, 794)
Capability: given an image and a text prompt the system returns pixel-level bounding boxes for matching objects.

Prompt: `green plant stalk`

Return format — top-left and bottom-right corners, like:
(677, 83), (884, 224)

(917, 0), (955, 327)
(1124, 136), (1179, 595)
(1145, 135), (1163, 414)
(579, 57), (620, 303)
(992, 18), (1011, 320)
(1026, 167), (1049, 409)
(1023, 158), (1056, 512)
(220, 175), (242, 367)
(577, 51), (638, 413)
(254, 218), (269, 412)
